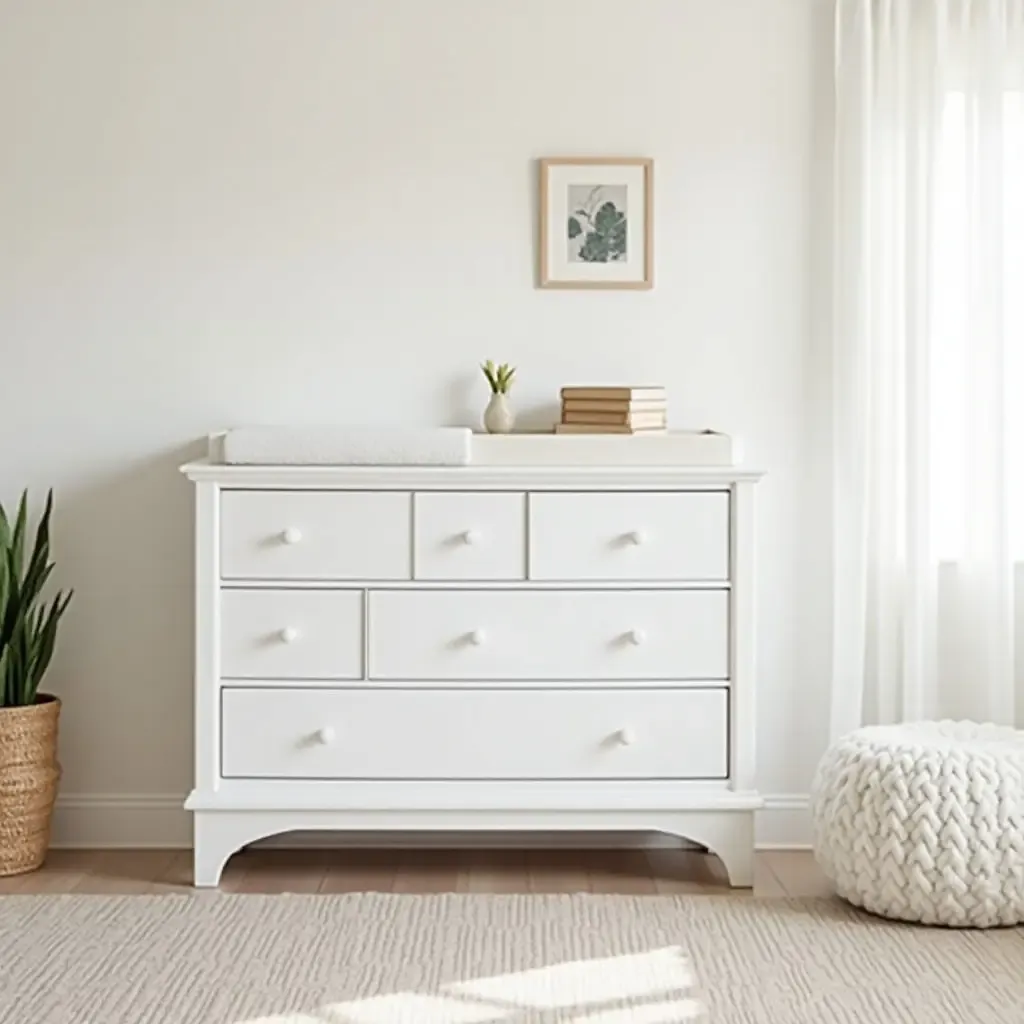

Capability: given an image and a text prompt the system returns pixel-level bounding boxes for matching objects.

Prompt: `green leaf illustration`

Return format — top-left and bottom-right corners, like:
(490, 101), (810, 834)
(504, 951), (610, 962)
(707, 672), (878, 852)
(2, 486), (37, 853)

(575, 201), (628, 263)
(608, 220), (627, 261)
(578, 233), (611, 262)
(568, 216), (582, 240)
(594, 201), (623, 232)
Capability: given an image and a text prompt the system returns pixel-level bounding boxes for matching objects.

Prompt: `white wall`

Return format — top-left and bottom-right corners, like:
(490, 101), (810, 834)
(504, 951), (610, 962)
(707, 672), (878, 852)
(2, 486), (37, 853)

(0, 0), (832, 847)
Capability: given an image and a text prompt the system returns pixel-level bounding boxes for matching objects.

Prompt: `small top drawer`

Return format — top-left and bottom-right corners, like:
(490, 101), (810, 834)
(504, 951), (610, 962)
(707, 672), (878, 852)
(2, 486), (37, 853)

(414, 492), (525, 580)
(220, 491), (411, 580)
(528, 491), (729, 581)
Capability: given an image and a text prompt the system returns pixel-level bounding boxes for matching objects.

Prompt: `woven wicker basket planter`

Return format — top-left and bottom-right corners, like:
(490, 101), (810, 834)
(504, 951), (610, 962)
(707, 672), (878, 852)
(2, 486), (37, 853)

(0, 695), (61, 876)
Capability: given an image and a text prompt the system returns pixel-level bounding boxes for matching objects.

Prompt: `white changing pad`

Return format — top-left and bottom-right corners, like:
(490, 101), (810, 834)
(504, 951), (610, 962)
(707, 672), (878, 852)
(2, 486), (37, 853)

(219, 426), (471, 466)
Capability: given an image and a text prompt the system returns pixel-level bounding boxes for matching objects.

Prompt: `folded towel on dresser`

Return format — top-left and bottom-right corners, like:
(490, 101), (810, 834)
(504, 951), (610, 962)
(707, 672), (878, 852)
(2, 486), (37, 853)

(219, 426), (472, 466)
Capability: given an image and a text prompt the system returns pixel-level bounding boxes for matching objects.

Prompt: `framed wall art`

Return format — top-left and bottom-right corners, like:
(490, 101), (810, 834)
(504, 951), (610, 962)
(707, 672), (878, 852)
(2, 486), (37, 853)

(538, 157), (653, 290)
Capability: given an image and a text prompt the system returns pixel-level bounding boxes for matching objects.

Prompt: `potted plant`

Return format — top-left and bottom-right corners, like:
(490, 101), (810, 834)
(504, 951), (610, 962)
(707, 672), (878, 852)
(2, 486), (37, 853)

(0, 490), (72, 876)
(481, 360), (517, 434)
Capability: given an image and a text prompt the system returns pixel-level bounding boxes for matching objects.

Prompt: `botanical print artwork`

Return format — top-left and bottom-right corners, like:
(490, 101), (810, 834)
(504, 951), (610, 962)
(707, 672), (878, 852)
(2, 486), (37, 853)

(539, 157), (651, 288)
(567, 184), (628, 263)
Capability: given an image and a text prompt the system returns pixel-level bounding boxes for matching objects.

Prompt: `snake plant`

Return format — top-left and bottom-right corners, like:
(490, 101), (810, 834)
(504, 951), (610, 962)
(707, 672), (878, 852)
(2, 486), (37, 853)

(481, 360), (516, 394)
(0, 490), (72, 707)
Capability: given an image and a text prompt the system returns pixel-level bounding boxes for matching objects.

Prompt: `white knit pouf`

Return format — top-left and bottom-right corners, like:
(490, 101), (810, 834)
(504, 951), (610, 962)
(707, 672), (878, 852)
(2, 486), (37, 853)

(811, 721), (1024, 927)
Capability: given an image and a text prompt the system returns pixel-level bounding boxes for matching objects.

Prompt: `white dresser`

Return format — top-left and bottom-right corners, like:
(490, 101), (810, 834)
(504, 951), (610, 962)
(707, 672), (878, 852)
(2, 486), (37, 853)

(181, 460), (763, 886)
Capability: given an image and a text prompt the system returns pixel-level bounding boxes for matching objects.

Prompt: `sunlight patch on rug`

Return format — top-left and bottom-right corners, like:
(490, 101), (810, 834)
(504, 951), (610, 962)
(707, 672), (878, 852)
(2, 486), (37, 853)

(238, 948), (700, 1024)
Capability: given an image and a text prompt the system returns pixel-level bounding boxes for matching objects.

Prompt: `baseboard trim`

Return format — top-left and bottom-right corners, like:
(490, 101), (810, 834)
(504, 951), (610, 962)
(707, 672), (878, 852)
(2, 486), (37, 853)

(52, 795), (188, 850)
(758, 794), (811, 849)
(51, 792), (811, 851)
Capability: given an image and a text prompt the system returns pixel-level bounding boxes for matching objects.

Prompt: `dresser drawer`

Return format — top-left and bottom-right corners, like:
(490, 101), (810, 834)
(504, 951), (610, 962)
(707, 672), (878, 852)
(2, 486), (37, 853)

(221, 687), (728, 780)
(368, 589), (728, 680)
(220, 590), (363, 679)
(528, 492), (729, 581)
(414, 492), (525, 580)
(220, 491), (411, 580)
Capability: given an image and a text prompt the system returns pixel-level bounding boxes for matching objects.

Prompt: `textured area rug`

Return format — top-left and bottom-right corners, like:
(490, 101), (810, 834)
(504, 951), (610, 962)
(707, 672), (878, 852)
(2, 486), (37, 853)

(0, 894), (1022, 1023)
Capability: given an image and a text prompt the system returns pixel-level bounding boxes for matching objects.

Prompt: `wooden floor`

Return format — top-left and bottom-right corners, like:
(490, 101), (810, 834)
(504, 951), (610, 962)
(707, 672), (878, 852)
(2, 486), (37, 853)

(0, 848), (830, 897)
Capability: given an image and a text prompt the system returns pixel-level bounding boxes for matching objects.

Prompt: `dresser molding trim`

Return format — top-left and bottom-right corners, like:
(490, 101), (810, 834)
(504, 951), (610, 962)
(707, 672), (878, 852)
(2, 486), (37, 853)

(183, 460), (764, 489)
(221, 579), (735, 591)
(187, 781), (762, 812)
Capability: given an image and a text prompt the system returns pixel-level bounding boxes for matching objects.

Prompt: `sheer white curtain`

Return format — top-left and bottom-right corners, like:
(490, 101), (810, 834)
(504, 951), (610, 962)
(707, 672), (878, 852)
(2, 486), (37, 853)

(831, 0), (1024, 735)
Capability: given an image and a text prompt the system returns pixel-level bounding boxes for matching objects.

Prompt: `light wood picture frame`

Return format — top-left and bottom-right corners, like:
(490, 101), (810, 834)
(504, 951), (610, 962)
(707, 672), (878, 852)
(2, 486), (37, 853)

(539, 157), (653, 290)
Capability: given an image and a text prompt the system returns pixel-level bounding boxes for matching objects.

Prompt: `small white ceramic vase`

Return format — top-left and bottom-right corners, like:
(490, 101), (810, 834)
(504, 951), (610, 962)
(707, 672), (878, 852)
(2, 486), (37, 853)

(483, 392), (515, 434)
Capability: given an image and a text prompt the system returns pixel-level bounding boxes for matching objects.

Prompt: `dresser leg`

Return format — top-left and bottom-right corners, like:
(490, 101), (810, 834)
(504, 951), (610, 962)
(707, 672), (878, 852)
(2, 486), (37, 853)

(716, 843), (754, 888)
(709, 814), (755, 888)
(193, 814), (233, 888)
(659, 809), (756, 889)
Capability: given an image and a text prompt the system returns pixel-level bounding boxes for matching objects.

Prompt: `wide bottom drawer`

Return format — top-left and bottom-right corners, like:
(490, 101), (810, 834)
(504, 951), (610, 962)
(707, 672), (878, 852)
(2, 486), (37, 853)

(221, 687), (728, 780)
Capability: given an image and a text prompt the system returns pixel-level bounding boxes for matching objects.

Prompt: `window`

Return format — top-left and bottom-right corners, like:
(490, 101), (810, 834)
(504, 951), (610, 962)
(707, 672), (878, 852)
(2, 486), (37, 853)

(930, 90), (1024, 559)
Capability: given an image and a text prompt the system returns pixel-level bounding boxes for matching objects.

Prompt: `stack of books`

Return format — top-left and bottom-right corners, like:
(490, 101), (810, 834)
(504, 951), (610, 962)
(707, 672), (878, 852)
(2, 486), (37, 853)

(556, 385), (668, 434)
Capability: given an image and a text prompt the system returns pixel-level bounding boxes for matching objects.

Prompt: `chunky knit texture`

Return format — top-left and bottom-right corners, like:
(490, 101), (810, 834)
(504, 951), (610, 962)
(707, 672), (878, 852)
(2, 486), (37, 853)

(812, 721), (1024, 927)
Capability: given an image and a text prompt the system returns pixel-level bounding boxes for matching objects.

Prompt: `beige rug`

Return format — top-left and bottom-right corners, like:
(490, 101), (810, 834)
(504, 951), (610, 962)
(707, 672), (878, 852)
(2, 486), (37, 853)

(1, 894), (1022, 1023)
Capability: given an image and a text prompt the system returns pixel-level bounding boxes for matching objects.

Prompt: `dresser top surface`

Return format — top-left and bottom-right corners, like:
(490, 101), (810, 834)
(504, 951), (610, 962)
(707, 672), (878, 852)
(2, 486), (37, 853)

(180, 459), (764, 488)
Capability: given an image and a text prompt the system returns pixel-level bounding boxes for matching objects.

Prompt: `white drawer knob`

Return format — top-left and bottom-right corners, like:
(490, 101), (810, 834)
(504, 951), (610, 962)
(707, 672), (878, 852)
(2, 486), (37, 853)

(281, 527), (303, 545)
(618, 728), (637, 747)
(315, 726), (335, 745)
(627, 628), (647, 646)
(279, 627), (299, 644)
(462, 529), (481, 546)
(468, 629), (486, 646)
(627, 530), (646, 546)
